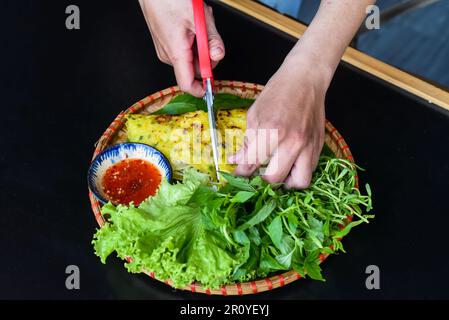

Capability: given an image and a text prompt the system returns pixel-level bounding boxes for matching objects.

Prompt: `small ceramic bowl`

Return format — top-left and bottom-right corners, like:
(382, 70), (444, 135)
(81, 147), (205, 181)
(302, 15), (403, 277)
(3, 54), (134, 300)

(87, 142), (172, 204)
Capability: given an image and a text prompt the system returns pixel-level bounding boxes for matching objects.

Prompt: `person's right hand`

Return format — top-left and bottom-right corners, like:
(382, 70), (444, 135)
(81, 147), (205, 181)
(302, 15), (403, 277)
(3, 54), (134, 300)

(139, 0), (225, 97)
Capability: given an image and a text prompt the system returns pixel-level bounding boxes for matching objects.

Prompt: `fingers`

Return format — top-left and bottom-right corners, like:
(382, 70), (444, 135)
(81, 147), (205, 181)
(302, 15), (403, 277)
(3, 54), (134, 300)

(230, 129), (278, 177)
(172, 50), (205, 97)
(311, 137), (322, 171)
(154, 42), (170, 65)
(285, 148), (314, 189)
(204, 5), (225, 63)
(263, 142), (302, 184)
(229, 134), (259, 177)
(173, 58), (204, 97)
(172, 5), (223, 96)
(310, 127), (324, 171)
(159, 4), (223, 96)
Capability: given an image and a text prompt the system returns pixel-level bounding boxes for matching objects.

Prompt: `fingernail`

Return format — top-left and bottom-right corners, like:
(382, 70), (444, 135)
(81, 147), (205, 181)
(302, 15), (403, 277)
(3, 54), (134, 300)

(228, 154), (236, 163)
(210, 46), (223, 59)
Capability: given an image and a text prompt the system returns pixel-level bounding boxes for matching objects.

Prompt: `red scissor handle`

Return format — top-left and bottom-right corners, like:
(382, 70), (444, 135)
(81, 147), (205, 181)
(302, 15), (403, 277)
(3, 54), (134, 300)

(192, 0), (214, 89)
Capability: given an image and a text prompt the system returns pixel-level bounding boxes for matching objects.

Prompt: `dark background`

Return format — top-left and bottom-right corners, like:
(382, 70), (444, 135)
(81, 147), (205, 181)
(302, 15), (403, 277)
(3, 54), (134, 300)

(1, 0), (449, 299)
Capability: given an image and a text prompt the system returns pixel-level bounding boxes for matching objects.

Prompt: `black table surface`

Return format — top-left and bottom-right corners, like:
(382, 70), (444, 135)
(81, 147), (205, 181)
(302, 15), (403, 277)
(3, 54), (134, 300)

(2, 0), (449, 300)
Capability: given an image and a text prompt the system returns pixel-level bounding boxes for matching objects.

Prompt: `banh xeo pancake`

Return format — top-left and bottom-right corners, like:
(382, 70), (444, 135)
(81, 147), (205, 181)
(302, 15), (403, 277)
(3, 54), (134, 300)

(125, 108), (246, 178)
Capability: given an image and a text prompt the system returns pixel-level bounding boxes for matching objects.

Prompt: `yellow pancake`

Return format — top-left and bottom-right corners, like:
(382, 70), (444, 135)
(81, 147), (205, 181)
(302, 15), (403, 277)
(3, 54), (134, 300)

(125, 109), (246, 178)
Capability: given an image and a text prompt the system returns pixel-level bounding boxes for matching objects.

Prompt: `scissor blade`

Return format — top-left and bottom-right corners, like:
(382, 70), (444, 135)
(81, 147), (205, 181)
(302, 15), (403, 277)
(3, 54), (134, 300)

(205, 78), (220, 181)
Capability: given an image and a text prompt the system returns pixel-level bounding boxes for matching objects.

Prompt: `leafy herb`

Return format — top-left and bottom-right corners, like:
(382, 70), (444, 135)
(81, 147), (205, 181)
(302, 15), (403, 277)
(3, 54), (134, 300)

(154, 93), (255, 115)
(236, 200), (276, 231)
(93, 156), (373, 288)
(219, 172), (256, 192)
(231, 191), (256, 203)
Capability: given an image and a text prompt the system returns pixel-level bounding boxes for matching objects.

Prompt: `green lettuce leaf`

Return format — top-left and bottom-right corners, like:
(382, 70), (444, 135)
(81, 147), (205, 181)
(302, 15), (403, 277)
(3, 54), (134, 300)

(92, 168), (244, 289)
(92, 156), (374, 287)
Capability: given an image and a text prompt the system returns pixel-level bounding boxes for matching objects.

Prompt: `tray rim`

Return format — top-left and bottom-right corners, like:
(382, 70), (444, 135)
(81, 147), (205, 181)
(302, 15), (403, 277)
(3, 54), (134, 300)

(88, 80), (358, 296)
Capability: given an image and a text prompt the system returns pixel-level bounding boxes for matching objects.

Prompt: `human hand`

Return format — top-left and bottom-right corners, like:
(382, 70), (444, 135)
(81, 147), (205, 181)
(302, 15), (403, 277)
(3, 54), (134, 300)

(229, 53), (330, 189)
(139, 0), (225, 97)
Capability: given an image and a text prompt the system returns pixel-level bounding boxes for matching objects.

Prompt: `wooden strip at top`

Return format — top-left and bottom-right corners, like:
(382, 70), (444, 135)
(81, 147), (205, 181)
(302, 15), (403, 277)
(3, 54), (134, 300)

(219, 0), (449, 111)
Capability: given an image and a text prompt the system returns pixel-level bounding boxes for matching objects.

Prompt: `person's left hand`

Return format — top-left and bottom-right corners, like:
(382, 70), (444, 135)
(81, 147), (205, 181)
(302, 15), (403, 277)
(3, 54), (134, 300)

(229, 52), (331, 189)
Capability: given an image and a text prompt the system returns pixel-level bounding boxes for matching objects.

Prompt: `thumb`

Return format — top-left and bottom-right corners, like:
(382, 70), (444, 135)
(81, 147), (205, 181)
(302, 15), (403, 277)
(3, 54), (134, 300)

(228, 135), (248, 164)
(204, 5), (225, 62)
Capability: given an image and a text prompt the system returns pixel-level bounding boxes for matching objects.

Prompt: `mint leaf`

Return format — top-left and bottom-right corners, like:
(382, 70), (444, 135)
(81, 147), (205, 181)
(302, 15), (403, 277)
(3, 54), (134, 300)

(154, 93), (254, 115)
(267, 216), (283, 250)
(304, 216), (324, 250)
(304, 250), (325, 281)
(237, 200), (276, 231)
(231, 191), (255, 203)
(332, 217), (373, 239)
(219, 171), (255, 192)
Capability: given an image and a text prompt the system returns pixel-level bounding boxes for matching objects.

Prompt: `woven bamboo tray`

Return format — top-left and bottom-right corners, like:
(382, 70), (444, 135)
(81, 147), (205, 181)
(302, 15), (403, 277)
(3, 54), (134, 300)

(89, 80), (357, 296)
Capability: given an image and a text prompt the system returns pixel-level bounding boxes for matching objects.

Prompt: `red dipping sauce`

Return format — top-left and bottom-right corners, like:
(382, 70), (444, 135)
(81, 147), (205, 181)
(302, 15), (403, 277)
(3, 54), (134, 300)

(102, 159), (162, 206)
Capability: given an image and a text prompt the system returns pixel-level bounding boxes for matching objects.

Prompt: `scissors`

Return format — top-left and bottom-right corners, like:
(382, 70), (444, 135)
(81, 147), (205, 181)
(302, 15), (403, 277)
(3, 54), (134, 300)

(192, 0), (220, 181)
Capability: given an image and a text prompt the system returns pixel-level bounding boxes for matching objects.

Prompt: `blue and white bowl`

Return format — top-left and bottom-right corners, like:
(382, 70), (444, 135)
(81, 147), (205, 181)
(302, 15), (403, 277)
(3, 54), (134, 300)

(87, 143), (172, 204)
